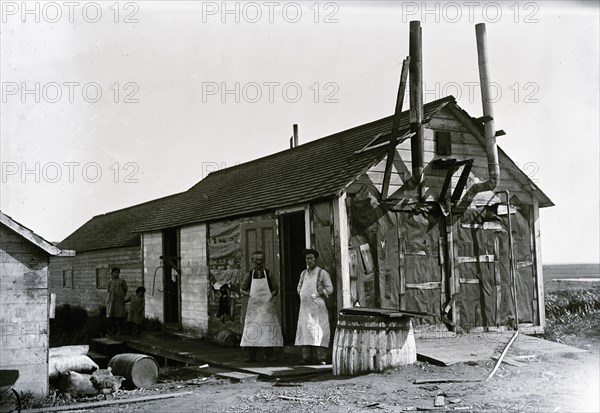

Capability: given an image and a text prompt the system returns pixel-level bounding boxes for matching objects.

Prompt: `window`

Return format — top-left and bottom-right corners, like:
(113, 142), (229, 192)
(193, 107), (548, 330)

(62, 269), (73, 288)
(96, 267), (108, 290)
(435, 131), (452, 156)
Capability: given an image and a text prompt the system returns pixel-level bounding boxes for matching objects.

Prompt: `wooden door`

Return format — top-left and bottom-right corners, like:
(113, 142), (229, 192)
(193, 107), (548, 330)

(453, 208), (505, 331)
(240, 217), (280, 326)
(397, 211), (445, 328)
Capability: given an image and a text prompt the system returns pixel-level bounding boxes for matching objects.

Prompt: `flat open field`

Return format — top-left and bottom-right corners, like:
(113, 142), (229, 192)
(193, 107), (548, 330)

(543, 263), (600, 293)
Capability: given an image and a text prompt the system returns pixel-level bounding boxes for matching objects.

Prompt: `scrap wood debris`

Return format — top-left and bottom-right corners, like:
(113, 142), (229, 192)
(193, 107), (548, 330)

(278, 395), (319, 402)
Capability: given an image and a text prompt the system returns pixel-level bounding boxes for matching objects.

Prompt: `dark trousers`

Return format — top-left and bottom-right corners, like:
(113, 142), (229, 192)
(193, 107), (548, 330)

(129, 321), (142, 334)
(108, 317), (124, 333)
(246, 347), (274, 361)
(302, 346), (327, 362)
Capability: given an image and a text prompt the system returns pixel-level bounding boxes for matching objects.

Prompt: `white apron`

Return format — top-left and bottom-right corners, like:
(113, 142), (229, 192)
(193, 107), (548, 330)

(240, 272), (283, 347)
(295, 269), (330, 347)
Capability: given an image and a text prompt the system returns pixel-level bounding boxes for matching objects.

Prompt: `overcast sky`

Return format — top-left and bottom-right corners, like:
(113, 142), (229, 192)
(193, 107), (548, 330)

(1, 1), (598, 264)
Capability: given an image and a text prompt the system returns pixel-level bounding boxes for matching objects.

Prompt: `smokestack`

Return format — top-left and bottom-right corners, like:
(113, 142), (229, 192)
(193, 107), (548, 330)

(463, 23), (500, 202)
(409, 20), (424, 196)
(293, 124), (299, 147)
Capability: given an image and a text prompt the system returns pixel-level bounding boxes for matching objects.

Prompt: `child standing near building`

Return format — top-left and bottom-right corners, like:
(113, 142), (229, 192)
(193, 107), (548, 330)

(126, 286), (146, 335)
(106, 267), (127, 335)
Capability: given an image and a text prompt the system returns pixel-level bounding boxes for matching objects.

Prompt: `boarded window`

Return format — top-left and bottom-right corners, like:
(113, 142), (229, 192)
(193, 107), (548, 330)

(63, 269), (73, 288)
(435, 131), (452, 156)
(96, 267), (108, 290)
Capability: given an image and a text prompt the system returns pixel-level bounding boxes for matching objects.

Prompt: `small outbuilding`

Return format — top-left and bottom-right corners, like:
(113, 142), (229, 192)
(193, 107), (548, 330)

(0, 211), (71, 396)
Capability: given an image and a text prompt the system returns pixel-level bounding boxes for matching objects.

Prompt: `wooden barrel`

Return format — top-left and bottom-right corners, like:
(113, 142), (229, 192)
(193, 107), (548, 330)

(332, 311), (416, 376)
(108, 353), (159, 389)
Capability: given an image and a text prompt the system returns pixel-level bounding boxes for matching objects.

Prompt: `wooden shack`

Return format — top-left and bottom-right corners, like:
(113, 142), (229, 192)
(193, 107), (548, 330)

(131, 94), (552, 343)
(0, 211), (70, 396)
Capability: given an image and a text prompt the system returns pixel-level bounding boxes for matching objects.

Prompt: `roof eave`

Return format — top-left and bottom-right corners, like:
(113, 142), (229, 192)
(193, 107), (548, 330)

(0, 211), (64, 256)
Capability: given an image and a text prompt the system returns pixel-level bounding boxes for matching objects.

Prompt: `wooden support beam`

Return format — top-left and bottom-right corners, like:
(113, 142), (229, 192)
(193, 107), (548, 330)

(445, 212), (459, 331)
(494, 236), (501, 326)
(457, 254), (495, 264)
(438, 159), (457, 202)
(333, 192), (351, 308)
(531, 198), (545, 328)
(381, 56), (410, 201)
(475, 115), (493, 123)
(439, 237), (446, 321)
(405, 281), (442, 290)
(450, 160), (474, 203)
(399, 233), (406, 311)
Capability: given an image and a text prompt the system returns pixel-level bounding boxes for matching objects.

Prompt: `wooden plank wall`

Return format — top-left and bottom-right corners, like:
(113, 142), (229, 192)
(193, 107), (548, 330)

(179, 224), (209, 337)
(49, 246), (142, 314)
(0, 226), (49, 396)
(366, 106), (534, 204)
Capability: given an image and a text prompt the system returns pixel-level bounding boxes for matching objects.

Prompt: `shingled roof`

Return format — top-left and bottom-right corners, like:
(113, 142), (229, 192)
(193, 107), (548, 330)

(138, 96), (456, 232)
(58, 193), (180, 252)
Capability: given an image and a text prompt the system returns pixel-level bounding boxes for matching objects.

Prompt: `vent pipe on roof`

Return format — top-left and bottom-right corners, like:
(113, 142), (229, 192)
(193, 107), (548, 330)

(461, 23), (500, 205)
(408, 20), (424, 198)
(290, 124), (299, 148)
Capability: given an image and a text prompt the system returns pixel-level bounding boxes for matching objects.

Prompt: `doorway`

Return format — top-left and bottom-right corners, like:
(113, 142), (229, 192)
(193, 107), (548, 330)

(280, 212), (306, 344)
(162, 228), (181, 329)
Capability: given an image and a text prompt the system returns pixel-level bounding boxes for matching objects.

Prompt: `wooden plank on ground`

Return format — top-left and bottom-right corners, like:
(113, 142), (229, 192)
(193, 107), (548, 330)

(216, 371), (258, 383)
(23, 392), (193, 412)
(492, 355), (526, 367)
(414, 378), (481, 384)
(416, 333), (511, 365)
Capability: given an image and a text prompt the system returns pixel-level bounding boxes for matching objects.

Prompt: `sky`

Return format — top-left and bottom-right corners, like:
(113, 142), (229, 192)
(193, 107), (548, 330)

(1, 0), (599, 264)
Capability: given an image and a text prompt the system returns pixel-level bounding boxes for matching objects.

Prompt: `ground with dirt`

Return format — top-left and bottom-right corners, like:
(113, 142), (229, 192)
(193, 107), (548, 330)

(32, 343), (598, 413)
(29, 276), (599, 413)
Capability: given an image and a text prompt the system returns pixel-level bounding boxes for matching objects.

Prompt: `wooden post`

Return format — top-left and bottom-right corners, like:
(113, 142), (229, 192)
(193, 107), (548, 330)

(333, 192), (351, 308)
(494, 236), (501, 326)
(305, 206), (312, 249)
(439, 237), (446, 321)
(446, 211), (459, 329)
(531, 198), (545, 328)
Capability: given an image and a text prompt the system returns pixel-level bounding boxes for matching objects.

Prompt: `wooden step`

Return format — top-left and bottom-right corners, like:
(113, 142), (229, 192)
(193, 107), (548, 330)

(86, 351), (110, 369)
(91, 338), (125, 358)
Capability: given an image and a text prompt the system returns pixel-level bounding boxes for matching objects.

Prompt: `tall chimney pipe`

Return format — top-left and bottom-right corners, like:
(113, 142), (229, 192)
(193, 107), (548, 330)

(293, 124), (299, 147)
(408, 20), (424, 196)
(463, 23), (500, 201)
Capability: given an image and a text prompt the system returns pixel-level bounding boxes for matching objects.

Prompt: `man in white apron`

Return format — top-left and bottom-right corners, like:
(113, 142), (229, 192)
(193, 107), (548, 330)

(240, 251), (283, 362)
(295, 248), (334, 365)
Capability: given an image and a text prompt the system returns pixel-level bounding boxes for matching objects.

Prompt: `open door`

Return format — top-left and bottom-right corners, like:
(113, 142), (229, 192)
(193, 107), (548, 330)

(279, 212), (306, 344)
(162, 228), (181, 329)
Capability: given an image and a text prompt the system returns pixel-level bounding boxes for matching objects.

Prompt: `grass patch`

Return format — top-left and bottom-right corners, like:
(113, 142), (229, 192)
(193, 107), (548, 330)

(50, 304), (162, 347)
(543, 287), (600, 352)
(49, 305), (108, 347)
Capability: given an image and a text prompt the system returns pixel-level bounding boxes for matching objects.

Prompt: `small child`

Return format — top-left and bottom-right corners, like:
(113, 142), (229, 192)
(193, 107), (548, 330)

(125, 286), (146, 335)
